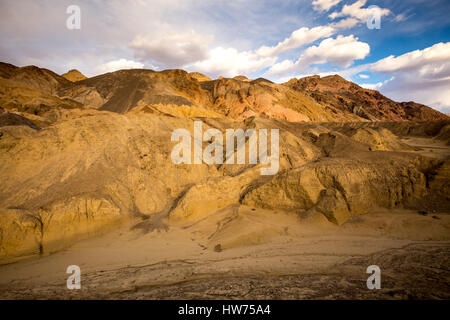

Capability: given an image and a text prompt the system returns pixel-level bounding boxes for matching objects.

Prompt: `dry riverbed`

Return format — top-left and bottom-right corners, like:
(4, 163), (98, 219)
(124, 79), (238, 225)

(0, 207), (449, 299)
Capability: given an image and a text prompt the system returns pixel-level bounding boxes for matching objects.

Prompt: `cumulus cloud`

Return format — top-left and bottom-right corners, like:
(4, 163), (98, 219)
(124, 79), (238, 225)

(359, 73), (369, 79)
(331, 18), (359, 29)
(302, 35), (370, 67)
(127, 26), (290, 78)
(379, 76), (450, 112)
(96, 59), (144, 74)
(360, 77), (393, 90)
(329, 0), (391, 22)
(266, 35), (370, 76)
(128, 29), (278, 78)
(256, 26), (335, 57)
(191, 47), (276, 78)
(266, 60), (296, 77)
(312, 0), (342, 12)
(369, 42), (450, 111)
(360, 82), (382, 90)
(371, 42), (450, 76)
(129, 31), (212, 68)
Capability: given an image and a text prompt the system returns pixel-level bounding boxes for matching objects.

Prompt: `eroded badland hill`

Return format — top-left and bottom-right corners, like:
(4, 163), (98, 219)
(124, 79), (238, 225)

(0, 62), (449, 299)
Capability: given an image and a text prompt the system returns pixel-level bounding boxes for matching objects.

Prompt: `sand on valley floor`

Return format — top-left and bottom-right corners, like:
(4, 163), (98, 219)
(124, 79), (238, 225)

(400, 137), (450, 159)
(0, 206), (449, 299)
(0, 135), (449, 300)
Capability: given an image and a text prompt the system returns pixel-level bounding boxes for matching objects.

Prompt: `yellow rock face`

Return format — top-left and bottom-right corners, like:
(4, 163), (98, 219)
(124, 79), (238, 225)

(0, 198), (124, 263)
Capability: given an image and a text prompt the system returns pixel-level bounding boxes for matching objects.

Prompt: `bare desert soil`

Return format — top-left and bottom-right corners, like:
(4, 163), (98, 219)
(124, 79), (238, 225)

(0, 207), (449, 300)
(401, 137), (450, 159)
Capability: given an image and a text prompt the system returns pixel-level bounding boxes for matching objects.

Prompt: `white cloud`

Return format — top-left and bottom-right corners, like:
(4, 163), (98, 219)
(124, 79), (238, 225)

(380, 77), (450, 111)
(369, 42), (450, 111)
(129, 31), (212, 67)
(371, 42), (450, 76)
(266, 59), (296, 76)
(312, 0), (342, 12)
(96, 59), (144, 74)
(331, 18), (359, 29)
(329, 0), (391, 22)
(266, 35), (370, 76)
(359, 73), (369, 79)
(191, 47), (276, 78)
(128, 28), (279, 78)
(324, 63), (373, 80)
(302, 35), (370, 67)
(360, 82), (382, 90)
(256, 26), (335, 57)
(360, 77), (393, 90)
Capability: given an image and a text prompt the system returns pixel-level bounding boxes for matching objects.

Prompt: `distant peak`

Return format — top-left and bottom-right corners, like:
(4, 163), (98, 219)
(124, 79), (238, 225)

(233, 75), (250, 81)
(189, 72), (211, 82)
(62, 69), (87, 82)
(323, 74), (346, 81)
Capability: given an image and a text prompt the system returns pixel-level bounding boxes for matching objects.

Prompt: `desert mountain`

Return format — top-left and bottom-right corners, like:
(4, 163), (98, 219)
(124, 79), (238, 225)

(0, 62), (447, 126)
(0, 63), (71, 92)
(61, 69), (87, 82)
(285, 75), (446, 121)
(0, 63), (85, 124)
(233, 75), (250, 81)
(0, 62), (449, 264)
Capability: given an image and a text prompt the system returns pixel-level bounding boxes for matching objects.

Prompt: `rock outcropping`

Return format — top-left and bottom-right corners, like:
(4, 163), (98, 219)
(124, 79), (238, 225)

(61, 69), (87, 82)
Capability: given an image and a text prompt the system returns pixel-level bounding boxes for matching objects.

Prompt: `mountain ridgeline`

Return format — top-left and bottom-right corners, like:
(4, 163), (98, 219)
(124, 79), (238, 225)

(0, 62), (447, 126)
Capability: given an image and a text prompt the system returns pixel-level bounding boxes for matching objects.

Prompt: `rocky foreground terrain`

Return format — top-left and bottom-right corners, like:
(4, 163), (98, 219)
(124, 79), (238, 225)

(0, 63), (449, 299)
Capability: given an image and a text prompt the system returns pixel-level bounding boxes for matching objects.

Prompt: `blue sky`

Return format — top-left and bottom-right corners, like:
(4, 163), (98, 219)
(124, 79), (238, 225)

(0, 0), (449, 112)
